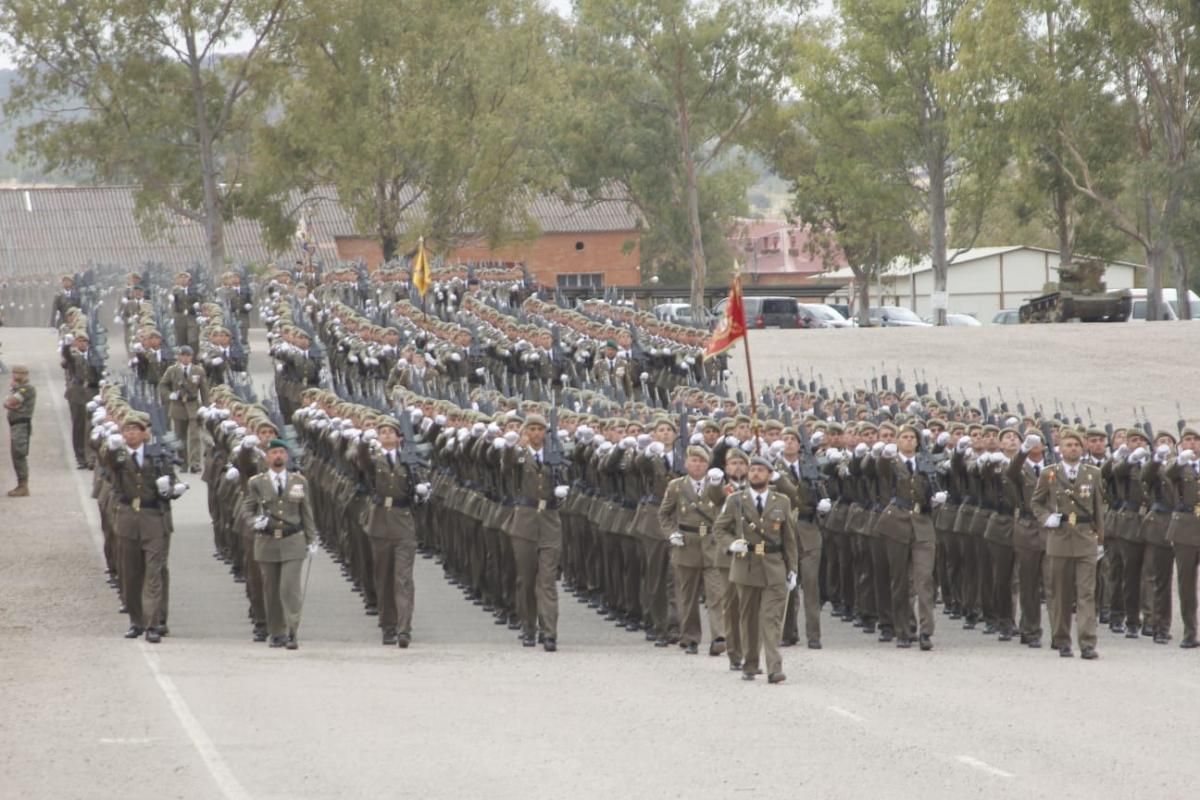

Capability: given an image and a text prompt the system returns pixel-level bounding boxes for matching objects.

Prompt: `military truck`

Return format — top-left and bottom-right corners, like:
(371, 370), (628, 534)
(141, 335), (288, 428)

(1019, 260), (1132, 323)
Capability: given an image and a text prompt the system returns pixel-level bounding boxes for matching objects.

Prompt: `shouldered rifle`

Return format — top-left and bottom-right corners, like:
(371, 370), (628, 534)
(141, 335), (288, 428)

(1040, 420), (1059, 465)
(397, 405), (428, 469)
(1177, 402), (1186, 435)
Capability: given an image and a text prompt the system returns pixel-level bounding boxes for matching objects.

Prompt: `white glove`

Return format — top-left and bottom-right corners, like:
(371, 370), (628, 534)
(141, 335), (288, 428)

(871, 441), (885, 457)
(241, 434), (260, 450)
(475, 367), (486, 376)
(881, 443), (897, 460)
(1097, 544), (1105, 560)
(637, 433), (652, 449)
(307, 542), (319, 556)
(168, 392), (180, 401)
(416, 482), (431, 497)
(243, 303), (253, 311)
(225, 466), (240, 482)
(172, 483), (188, 497)
(341, 427), (360, 440)
(669, 531), (685, 547)
(639, 371), (650, 382)
(932, 491), (948, 506)
(597, 441), (613, 454)
(724, 435), (739, 448)
(1044, 512), (1062, 528)
(826, 447), (842, 461)
(786, 571), (798, 592)
(253, 515), (269, 531)
(493, 437), (508, 450)
(362, 429), (378, 442)
(811, 431), (825, 447)
(155, 476), (172, 496)
(729, 539), (749, 555)
(554, 485), (569, 500)
(107, 434), (124, 450)
(86, 400), (97, 413)
(956, 437), (972, 454)
(210, 356), (224, 366)
(504, 431), (519, 445)
(817, 498), (832, 514)
(620, 436), (636, 450)
(1021, 433), (1042, 453)
(420, 417), (434, 432)
(689, 433), (703, 445)
(1179, 449), (1196, 465)
(1155, 444), (1172, 462)
(1113, 444), (1130, 460)
(91, 409), (107, 425)
(936, 431), (950, 447)
(648, 441), (665, 457)
(435, 414), (447, 426)
(132, 342), (145, 353)
(707, 468), (724, 484)
(1130, 446), (1149, 464)
(449, 352), (462, 363)
(854, 442), (868, 458)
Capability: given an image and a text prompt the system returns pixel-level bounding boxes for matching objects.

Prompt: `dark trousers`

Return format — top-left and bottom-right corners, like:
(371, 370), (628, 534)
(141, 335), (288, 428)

(1175, 543), (1199, 643)
(1015, 547), (1045, 640)
(869, 536), (892, 632)
(988, 541), (1016, 634)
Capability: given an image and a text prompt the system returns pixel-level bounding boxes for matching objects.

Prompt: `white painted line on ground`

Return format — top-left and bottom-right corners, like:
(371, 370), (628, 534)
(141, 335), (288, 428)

(956, 755), (1014, 778)
(826, 705), (865, 723)
(99, 737), (157, 744)
(45, 366), (252, 800)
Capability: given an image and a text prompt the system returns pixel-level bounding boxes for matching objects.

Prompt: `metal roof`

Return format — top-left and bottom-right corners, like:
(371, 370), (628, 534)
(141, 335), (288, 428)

(0, 184), (641, 278)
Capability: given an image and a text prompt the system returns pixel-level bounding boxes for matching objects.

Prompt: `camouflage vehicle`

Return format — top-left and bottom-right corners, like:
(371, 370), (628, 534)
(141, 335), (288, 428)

(1019, 260), (1132, 323)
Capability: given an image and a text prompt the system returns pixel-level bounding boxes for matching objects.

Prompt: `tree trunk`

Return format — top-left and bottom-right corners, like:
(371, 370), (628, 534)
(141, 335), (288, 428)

(1055, 183), (1073, 268)
(184, 28), (226, 279)
(1146, 243), (1166, 322)
(927, 149), (948, 326)
(855, 269), (871, 327)
(1173, 244), (1191, 320)
(677, 104), (707, 317)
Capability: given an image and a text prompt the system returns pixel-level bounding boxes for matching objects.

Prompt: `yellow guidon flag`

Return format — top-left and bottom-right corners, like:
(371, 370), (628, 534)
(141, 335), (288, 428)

(412, 236), (432, 297)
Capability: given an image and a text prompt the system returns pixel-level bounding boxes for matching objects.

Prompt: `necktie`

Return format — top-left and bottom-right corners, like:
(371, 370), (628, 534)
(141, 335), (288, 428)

(535, 453), (542, 467)
(694, 481), (703, 495)
(387, 451), (395, 469)
(907, 460), (915, 474)
(133, 451), (141, 470)
(276, 477), (284, 496)
(1033, 465), (1041, 478)
(756, 495), (764, 515)
(792, 464), (800, 482)
(666, 453), (673, 469)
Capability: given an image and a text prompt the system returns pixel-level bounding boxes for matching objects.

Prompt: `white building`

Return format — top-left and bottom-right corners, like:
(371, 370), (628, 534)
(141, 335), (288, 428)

(823, 245), (1143, 322)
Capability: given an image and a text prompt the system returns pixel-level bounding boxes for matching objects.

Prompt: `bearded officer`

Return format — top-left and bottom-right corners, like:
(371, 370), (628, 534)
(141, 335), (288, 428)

(1033, 428), (1105, 659)
(714, 455), (798, 684)
(242, 439), (318, 650)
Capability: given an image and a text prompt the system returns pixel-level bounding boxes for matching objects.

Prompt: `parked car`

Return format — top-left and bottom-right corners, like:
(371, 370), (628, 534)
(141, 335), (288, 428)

(653, 302), (716, 327)
(867, 305), (932, 327)
(923, 312), (982, 327)
(826, 303), (853, 321)
(1123, 289), (1200, 321)
(992, 309), (1021, 325)
(802, 303), (855, 328)
(712, 296), (811, 328)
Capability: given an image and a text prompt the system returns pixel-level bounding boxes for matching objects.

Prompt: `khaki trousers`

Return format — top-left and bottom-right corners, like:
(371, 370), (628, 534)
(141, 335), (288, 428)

(701, 566), (727, 641)
(371, 533), (418, 634)
(259, 557), (305, 638)
(116, 507), (168, 629)
(673, 564), (705, 646)
(173, 416), (202, 470)
(1175, 543), (1199, 642)
(1048, 554), (1097, 650)
(721, 571), (742, 666)
(737, 583), (788, 677)
(512, 537), (560, 639)
(886, 537), (936, 638)
(1015, 547), (1046, 639)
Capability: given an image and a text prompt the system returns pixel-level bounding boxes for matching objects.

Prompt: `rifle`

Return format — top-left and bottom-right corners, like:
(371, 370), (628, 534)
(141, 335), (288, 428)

(396, 405), (429, 468)
(1039, 420), (1059, 465)
(673, 401), (688, 475)
(1141, 407), (1153, 441)
(1177, 402), (1187, 436)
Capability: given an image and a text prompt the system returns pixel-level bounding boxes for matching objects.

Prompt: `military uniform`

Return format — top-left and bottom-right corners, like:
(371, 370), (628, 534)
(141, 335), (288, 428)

(242, 467), (317, 648)
(1165, 429), (1200, 648)
(5, 366), (36, 495)
(659, 465), (726, 653)
(158, 357), (209, 471)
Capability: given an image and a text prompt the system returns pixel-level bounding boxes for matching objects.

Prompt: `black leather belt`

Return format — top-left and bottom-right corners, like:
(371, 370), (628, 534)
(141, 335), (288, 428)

(640, 495), (662, 506)
(679, 524), (709, 534)
(119, 498), (162, 511)
(373, 496), (412, 508)
(257, 526), (302, 537)
(758, 541), (783, 554)
(8, 418), (31, 426)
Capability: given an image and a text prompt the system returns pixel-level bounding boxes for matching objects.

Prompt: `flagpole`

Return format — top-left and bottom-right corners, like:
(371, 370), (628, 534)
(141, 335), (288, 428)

(741, 307), (761, 456)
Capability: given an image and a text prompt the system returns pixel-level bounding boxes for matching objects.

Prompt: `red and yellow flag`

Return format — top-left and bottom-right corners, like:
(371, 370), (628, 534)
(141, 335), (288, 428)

(704, 274), (747, 360)
(412, 237), (432, 296)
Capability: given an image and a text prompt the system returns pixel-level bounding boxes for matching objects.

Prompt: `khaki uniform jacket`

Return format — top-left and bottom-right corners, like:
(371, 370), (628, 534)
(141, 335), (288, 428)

(6, 382), (35, 422)
(1165, 460), (1200, 547)
(714, 488), (798, 588)
(772, 457), (822, 553)
(241, 471), (316, 561)
(502, 444), (562, 545)
(1007, 449), (1046, 553)
(876, 456), (936, 545)
(158, 363), (210, 421)
(1032, 462), (1105, 557)
(102, 444), (178, 533)
(659, 475), (724, 568)
(592, 355), (634, 398)
(357, 442), (417, 540)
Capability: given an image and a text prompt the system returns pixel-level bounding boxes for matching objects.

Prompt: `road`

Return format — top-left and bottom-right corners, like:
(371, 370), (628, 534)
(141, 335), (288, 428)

(0, 324), (1196, 800)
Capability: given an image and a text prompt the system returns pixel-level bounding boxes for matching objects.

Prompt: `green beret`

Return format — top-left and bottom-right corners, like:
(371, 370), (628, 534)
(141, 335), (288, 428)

(267, 438), (290, 451)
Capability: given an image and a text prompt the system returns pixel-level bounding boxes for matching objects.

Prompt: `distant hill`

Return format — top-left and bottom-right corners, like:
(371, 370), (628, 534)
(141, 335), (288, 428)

(0, 68), (83, 183)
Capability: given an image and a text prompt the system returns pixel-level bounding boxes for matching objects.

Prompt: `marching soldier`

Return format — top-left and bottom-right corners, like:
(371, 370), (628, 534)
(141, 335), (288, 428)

(158, 346), (209, 472)
(5, 365), (36, 496)
(242, 440), (318, 650)
(1165, 427), (1200, 649)
(1010, 432), (1050, 647)
(714, 455), (798, 683)
(61, 330), (102, 470)
(774, 427), (824, 649)
(171, 271), (203, 353)
(49, 274), (81, 327)
(1032, 428), (1105, 659)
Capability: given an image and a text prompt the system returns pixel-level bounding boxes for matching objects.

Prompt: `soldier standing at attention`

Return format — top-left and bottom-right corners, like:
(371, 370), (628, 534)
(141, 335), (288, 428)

(5, 365), (36, 496)
(715, 456), (798, 684)
(49, 274), (80, 327)
(357, 416), (430, 648)
(1164, 427), (1200, 649)
(1033, 429), (1106, 659)
(61, 330), (101, 470)
(158, 345), (209, 472)
(497, 414), (568, 652)
(242, 440), (318, 650)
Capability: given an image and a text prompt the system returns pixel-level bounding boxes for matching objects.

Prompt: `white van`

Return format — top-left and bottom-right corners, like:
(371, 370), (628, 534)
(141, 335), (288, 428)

(1124, 289), (1200, 321)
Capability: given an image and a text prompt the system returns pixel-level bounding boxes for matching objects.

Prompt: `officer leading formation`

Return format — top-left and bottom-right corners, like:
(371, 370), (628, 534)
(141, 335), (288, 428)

(26, 262), (1200, 679)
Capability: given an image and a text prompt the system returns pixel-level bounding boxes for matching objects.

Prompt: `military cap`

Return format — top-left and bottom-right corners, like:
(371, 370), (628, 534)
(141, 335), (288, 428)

(1085, 426), (1108, 439)
(698, 419), (720, 432)
(725, 448), (749, 464)
(734, 414), (751, 426)
(857, 421), (877, 434)
(176, 270), (191, 279)
(376, 416), (402, 433)
(124, 412), (150, 429)
(178, 345), (194, 356)
(11, 364), (29, 375)
(781, 427), (801, 441)
(898, 423), (920, 438)
(982, 424), (1000, 435)
(524, 413), (548, 429)
(1154, 429), (1177, 444)
(267, 438), (289, 451)
(652, 417), (677, 433)
(1181, 427), (1200, 440)
(763, 419), (783, 432)
(145, 329), (163, 339)
(1124, 427), (1149, 442)
(826, 422), (844, 435)
(74, 330), (90, 341)
(254, 418), (280, 434)
(1059, 428), (1084, 445)
(749, 456), (773, 470)
(999, 426), (1020, 440)
(686, 445), (712, 462)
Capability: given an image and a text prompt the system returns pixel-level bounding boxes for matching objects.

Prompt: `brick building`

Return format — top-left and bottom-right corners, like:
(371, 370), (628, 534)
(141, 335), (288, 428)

(726, 217), (846, 286)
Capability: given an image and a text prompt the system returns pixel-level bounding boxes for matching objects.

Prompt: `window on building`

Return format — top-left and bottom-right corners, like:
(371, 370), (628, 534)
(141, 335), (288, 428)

(557, 273), (604, 289)
(575, 241), (585, 251)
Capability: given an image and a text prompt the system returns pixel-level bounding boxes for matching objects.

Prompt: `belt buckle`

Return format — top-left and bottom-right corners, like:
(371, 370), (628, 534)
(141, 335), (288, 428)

(754, 542), (765, 556)
(699, 524), (708, 538)
(131, 498), (141, 513)
(384, 497), (393, 509)
(1068, 512), (1077, 527)
(273, 529), (283, 540)
(537, 499), (547, 512)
